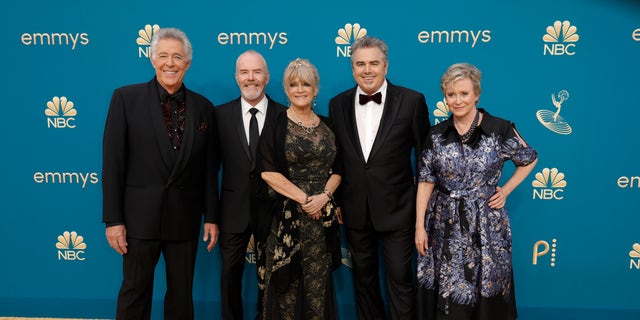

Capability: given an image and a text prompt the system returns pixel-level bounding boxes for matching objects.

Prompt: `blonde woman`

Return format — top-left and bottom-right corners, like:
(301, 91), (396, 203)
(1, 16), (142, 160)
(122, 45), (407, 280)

(256, 58), (342, 319)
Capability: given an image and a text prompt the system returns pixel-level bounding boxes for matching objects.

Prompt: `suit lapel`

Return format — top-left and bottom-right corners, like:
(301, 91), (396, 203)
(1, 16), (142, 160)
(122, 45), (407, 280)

(342, 89), (367, 163)
(369, 83), (401, 160)
(265, 98), (281, 130)
(233, 99), (252, 161)
(148, 79), (176, 174)
(255, 97), (282, 169)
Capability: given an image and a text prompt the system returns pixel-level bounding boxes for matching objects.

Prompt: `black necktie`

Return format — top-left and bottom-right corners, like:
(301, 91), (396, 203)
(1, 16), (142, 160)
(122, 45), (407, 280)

(359, 92), (382, 105)
(249, 108), (259, 160)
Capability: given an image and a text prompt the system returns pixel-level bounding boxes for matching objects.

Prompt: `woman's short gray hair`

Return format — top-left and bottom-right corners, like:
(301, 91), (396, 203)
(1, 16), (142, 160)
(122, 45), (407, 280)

(441, 62), (482, 95)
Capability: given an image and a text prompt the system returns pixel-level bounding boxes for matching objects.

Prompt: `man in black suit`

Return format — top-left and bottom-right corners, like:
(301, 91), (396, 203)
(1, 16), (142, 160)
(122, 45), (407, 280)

(102, 27), (219, 320)
(213, 50), (286, 320)
(328, 36), (430, 319)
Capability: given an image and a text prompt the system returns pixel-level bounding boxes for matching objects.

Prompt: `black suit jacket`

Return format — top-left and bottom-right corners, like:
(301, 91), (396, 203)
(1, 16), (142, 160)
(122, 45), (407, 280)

(215, 96), (286, 233)
(102, 78), (218, 240)
(328, 81), (430, 231)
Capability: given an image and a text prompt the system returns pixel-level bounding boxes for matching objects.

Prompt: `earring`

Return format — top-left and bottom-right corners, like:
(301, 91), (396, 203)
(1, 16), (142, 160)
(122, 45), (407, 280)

(313, 97), (317, 108)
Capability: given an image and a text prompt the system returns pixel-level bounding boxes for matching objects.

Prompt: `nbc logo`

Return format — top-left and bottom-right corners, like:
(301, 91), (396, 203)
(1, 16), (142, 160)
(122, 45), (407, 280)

(341, 247), (352, 269)
(246, 235), (256, 264)
(335, 23), (367, 58)
(45, 96), (77, 129)
(629, 243), (640, 269)
(56, 231), (86, 261)
(137, 24), (160, 58)
(433, 98), (450, 124)
(543, 20), (579, 56)
(532, 168), (566, 200)
(533, 239), (557, 267)
(536, 90), (573, 135)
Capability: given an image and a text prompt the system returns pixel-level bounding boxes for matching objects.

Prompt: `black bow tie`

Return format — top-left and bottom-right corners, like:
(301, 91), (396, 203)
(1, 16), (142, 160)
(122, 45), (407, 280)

(161, 90), (185, 103)
(359, 92), (382, 105)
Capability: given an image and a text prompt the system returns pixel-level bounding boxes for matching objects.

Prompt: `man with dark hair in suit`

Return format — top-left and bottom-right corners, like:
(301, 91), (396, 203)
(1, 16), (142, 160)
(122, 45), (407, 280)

(329, 36), (430, 320)
(213, 49), (286, 320)
(102, 27), (219, 320)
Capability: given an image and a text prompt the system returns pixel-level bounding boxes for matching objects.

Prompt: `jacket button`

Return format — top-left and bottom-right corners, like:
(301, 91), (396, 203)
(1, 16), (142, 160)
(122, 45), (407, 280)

(364, 165), (370, 170)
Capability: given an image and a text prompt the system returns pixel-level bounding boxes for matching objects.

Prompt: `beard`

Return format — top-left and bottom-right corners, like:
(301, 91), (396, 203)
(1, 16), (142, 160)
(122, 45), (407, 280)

(241, 86), (264, 102)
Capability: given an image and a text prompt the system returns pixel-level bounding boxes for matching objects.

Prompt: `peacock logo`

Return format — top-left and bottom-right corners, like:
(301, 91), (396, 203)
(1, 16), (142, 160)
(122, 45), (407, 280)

(629, 243), (640, 269)
(543, 20), (579, 55)
(56, 231), (86, 261)
(532, 168), (567, 200)
(44, 96), (77, 129)
(246, 235), (256, 264)
(335, 23), (367, 58)
(432, 98), (450, 124)
(137, 24), (160, 58)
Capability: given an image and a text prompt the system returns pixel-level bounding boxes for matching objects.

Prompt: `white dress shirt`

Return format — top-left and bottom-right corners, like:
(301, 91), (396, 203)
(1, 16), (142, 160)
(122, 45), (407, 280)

(241, 96), (268, 145)
(355, 80), (387, 161)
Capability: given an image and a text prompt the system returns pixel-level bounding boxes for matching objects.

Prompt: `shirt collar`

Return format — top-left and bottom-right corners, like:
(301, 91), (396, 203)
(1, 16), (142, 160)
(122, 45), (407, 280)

(443, 107), (490, 135)
(157, 82), (185, 101)
(241, 95), (268, 115)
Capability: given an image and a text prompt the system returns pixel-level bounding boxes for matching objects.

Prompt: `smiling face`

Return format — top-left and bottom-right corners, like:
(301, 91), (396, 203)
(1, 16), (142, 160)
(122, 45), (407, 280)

(282, 58), (319, 110)
(444, 77), (479, 119)
(150, 38), (191, 94)
(235, 51), (269, 105)
(286, 76), (317, 109)
(351, 46), (388, 94)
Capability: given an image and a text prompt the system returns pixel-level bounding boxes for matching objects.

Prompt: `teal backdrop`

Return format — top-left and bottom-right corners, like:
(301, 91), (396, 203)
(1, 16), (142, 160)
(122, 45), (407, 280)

(1, 0), (639, 319)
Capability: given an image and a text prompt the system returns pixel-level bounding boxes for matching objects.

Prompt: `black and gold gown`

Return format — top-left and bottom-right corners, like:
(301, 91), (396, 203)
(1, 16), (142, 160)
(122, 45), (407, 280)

(258, 117), (339, 320)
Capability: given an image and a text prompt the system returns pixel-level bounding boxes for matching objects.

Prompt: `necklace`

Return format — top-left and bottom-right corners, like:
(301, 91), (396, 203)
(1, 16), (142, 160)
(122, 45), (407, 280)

(458, 109), (479, 143)
(290, 108), (317, 134)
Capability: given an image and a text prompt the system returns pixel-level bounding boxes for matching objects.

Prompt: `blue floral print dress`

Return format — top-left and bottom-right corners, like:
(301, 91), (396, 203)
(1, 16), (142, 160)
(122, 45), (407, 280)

(417, 109), (537, 320)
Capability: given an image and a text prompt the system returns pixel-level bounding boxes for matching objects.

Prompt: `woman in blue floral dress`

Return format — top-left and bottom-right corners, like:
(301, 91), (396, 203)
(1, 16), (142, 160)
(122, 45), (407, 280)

(415, 63), (538, 320)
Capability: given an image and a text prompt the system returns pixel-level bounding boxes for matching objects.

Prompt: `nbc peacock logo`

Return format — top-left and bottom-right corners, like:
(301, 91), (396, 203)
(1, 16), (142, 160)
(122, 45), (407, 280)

(629, 243), (640, 269)
(245, 235), (256, 264)
(56, 231), (86, 261)
(543, 20), (579, 56)
(335, 23), (367, 58)
(341, 247), (352, 269)
(432, 98), (450, 124)
(536, 89), (573, 135)
(137, 24), (160, 58)
(44, 96), (77, 129)
(532, 168), (566, 200)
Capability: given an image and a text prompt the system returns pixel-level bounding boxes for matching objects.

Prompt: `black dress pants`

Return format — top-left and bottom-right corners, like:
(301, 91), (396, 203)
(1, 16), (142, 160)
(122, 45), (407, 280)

(115, 238), (198, 320)
(219, 229), (253, 320)
(346, 218), (416, 320)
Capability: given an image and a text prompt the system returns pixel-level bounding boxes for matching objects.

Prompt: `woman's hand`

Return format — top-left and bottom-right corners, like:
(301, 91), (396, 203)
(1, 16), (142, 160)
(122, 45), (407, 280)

(415, 227), (429, 256)
(489, 186), (507, 209)
(301, 193), (330, 220)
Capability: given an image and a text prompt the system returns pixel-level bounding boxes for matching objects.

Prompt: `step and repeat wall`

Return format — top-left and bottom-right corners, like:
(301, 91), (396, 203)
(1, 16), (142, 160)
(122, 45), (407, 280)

(2, 0), (639, 318)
